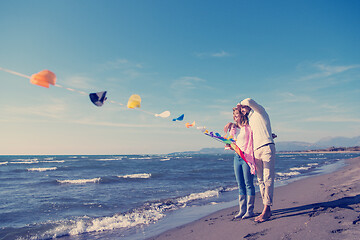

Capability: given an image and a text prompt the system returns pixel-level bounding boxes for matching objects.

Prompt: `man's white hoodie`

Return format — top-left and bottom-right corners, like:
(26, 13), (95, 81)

(240, 98), (274, 150)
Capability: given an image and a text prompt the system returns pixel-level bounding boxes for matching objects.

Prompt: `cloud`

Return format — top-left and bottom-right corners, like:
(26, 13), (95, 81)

(298, 62), (360, 81)
(304, 117), (360, 123)
(279, 92), (314, 103)
(171, 76), (206, 90)
(71, 118), (163, 128)
(100, 58), (143, 70)
(64, 75), (96, 89)
(5, 100), (67, 119)
(195, 50), (231, 58)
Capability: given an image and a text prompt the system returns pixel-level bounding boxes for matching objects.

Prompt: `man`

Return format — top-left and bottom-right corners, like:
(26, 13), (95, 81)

(238, 98), (276, 223)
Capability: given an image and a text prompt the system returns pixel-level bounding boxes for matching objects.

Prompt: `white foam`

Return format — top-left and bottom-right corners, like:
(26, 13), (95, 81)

(28, 167), (57, 172)
(13, 158), (38, 161)
(57, 178), (101, 184)
(41, 160), (65, 163)
(307, 163), (319, 166)
(118, 173), (151, 179)
(276, 171), (301, 177)
(289, 166), (311, 171)
(225, 186), (238, 192)
(41, 188), (224, 239)
(11, 159), (39, 164)
(177, 189), (220, 204)
(40, 206), (167, 239)
(96, 158), (122, 161)
(160, 158), (171, 161)
(0, 161), (8, 165)
(23, 188), (225, 239)
(128, 157), (152, 160)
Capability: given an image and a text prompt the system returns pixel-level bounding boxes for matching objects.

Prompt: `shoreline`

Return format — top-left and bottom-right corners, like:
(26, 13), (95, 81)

(147, 157), (360, 240)
(279, 151), (360, 154)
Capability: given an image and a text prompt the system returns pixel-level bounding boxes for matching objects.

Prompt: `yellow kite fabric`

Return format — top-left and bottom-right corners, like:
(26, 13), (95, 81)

(127, 94), (141, 109)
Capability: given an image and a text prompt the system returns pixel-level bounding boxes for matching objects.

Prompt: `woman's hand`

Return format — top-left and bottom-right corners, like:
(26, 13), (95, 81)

(224, 144), (233, 150)
(224, 122), (234, 133)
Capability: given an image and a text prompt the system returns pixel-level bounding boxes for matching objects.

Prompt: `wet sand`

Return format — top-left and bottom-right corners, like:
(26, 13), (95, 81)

(148, 157), (360, 240)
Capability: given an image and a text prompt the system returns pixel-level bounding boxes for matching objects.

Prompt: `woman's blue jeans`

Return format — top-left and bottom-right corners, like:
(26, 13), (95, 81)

(234, 153), (255, 196)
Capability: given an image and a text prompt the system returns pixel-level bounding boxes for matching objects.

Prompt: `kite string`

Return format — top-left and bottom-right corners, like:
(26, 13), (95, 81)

(0, 67), (127, 107)
(55, 84), (88, 96)
(0, 67), (31, 79)
(0, 67), (201, 119)
(134, 108), (156, 116)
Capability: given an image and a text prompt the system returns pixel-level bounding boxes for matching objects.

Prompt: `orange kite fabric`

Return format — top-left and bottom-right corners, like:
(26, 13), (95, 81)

(30, 70), (56, 88)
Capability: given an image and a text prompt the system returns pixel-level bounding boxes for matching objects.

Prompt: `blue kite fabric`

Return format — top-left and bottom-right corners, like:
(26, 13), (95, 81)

(172, 114), (184, 121)
(89, 91), (107, 107)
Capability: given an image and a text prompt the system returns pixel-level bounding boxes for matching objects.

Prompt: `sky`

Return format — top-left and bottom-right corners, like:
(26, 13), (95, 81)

(0, 0), (359, 155)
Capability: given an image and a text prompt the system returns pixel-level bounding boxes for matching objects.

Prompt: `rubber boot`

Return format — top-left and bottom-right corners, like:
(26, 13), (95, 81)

(234, 195), (246, 219)
(242, 195), (255, 219)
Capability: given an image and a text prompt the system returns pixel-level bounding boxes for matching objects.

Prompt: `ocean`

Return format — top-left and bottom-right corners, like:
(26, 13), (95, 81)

(1, 152), (359, 240)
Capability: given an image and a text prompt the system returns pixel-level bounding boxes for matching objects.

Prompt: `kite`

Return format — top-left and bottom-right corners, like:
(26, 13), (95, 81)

(127, 94), (141, 109)
(172, 114), (184, 121)
(1, 67), (251, 166)
(185, 121), (195, 128)
(155, 111), (171, 118)
(30, 70), (56, 88)
(203, 130), (249, 165)
(89, 91), (107, 107)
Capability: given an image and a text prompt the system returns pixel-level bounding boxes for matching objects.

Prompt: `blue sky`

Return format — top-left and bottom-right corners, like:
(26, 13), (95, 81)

(0, 0), (359, 155)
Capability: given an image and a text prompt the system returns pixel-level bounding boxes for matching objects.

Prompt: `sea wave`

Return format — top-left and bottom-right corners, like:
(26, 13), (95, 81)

(276, 171), (301, 177)
(20, 188), (226, 239)
(41, 160), (65, 163)
(308, 163), (319, 166)
(28, 167), (57, 172)
(128, 157), (152, 160)
(177, 189), (220, 204)
(11, 159), (39, 164)
(12, 158), (38, 161)
(117, 173), (151, 179)
(28, 206), (167, 240)
(0, 161), (8, 165)
(96, 157), (123, 161)
(289, 166), (311, 171)
(57, 178), (101, 184)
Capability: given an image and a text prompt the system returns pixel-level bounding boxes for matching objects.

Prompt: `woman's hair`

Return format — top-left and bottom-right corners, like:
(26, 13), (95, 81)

(233, 107), (249, 126)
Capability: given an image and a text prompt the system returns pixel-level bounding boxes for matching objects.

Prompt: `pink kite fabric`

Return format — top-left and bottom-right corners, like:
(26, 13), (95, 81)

(228, 125), (256, 174)
(241, 125), (256, 174)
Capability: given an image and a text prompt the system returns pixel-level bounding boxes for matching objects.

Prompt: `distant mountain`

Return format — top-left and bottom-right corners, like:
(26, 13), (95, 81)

(315, 136), (360, 148)
(275, 141), (319, 152)
(276, 136), (360, 152)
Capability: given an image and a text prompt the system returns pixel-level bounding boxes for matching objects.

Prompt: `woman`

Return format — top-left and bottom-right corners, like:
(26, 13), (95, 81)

(224, 108), (256, 219)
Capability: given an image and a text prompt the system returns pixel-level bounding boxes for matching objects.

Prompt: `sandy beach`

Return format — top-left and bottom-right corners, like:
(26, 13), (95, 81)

(148, 157), (360, 240)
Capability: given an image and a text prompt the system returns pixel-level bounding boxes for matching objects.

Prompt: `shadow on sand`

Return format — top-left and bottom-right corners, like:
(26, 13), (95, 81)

(270, 194), (360, 220)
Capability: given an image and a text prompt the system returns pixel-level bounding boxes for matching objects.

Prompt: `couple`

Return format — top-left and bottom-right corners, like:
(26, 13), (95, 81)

(224, 98), (276, 223)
